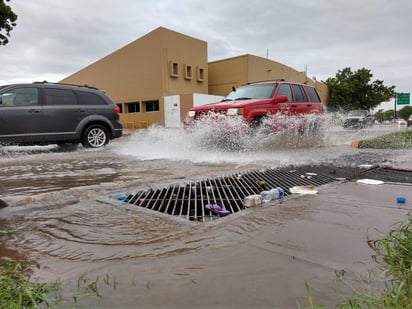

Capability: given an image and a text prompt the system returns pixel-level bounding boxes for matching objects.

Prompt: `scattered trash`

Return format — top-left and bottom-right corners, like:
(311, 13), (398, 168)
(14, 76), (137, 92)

(205, 204), (231, 216)
(300, 173), (317, 179)
(261, 187), (284, 203)
(358, 164), (373, 169)
(0, 199), (8, 208)
(117, 194), (127, 201)
(0, 230), (17, 236)
(396, 197), (406, 203)
(290, 185), (318, 195)
(243, 194), (262, 208)
(350, 140), (360, 148)
(256, 180), (267, 187)
(25, 196), (35, 203)
(356, 179), (384, 185)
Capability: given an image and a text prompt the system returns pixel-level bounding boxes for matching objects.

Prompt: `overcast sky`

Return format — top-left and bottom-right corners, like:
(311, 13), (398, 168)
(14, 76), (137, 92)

(1, 0), (411, 108)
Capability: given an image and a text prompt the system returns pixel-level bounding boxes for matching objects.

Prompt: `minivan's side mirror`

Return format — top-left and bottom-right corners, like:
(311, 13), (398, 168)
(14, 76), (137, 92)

(275, 95), (288, 103)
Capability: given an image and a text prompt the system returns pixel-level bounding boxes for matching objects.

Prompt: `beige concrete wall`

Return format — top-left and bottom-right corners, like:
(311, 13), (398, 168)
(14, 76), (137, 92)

(180, 94), (194, 122)
(208, 54), (329, 103)
(159, 29), (208, 97)
(208, 55), (248, 96)
(61, 27), (208, 128)
(61, 31), (163, 103)
(60, 27), (328, 128)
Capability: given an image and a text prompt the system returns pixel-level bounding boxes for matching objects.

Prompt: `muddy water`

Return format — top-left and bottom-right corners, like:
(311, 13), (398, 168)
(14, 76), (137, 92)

(0, 122), (411, 306)
(0, 122), (404, 199)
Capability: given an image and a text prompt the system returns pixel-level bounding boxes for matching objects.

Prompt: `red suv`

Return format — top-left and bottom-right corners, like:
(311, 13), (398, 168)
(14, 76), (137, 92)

(185, 80), (324, 131)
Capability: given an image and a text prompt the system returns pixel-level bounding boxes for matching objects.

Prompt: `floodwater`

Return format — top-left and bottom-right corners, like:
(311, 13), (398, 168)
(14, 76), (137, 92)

(0, 119), (408, 200)
(0, 119), (411, 308)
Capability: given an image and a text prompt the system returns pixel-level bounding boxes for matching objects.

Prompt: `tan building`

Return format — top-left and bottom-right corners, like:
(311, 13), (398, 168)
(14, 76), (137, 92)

(61, 27), (328, 128)
(208, 54), (329, 103)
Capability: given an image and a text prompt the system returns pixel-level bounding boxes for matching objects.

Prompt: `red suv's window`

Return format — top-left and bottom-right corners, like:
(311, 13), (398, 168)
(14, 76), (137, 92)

(277, 84), (293, 102)
(304, 86), (321, 102)
(292, 84), (308, 102)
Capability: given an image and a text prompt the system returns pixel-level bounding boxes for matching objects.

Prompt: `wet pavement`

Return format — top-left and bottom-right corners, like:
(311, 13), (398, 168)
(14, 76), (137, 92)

(0, 122), (411, 308)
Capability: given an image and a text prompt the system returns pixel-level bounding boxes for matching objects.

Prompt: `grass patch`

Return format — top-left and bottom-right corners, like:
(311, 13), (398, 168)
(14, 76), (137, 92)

(359, 130), (412, 149)
(0, 257), (62, 308)
(1, 229), (116, 308)
(302, 213), (412, 308)
(335, 214), (412, 308)
(0, 229), (17, 236)
(0, 255), (117, 308)
(325, 213), (412, 308)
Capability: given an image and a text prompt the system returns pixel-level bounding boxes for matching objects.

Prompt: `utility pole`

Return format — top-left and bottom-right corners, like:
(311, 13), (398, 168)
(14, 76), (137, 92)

(394, 93), (397, 119)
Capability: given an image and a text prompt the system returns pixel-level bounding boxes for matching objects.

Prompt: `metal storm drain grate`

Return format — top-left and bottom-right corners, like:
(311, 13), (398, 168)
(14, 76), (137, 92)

(120, 165), (350, 222)
(352, 166), (412, 184)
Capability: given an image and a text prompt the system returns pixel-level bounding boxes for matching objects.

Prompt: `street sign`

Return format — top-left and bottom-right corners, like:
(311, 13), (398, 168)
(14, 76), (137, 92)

(397, 93), (410, 105)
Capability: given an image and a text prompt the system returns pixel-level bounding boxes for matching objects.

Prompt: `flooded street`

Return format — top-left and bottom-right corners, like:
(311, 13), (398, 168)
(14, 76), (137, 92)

(1, 122), (411, 308)
(0, 122), (408, 200)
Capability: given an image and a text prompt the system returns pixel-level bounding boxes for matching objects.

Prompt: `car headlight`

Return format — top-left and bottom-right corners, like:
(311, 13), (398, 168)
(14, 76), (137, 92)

(226, 108), (243, 116)
(187, 111), (196, 117)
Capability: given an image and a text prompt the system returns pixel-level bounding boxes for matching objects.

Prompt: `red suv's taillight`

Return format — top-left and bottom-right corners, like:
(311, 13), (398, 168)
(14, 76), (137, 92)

(113, 106), (120, 116)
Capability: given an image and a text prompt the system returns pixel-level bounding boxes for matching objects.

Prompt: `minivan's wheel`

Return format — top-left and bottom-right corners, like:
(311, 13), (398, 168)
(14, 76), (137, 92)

(82, 125), (109, 148)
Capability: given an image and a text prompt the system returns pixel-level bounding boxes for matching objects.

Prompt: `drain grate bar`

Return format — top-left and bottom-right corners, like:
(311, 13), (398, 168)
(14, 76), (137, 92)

(122, 165), (346, 222)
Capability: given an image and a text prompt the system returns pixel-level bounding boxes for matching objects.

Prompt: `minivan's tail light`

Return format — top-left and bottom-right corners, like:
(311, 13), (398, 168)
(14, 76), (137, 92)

(113, 106), (121, 116)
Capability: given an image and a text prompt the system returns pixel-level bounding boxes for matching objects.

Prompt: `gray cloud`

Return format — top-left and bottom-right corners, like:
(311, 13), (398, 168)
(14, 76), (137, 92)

(2, 0), (411, 94)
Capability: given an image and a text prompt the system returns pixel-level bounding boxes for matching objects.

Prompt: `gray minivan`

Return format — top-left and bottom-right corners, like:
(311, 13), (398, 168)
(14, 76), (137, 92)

(0, 82), (123, 148)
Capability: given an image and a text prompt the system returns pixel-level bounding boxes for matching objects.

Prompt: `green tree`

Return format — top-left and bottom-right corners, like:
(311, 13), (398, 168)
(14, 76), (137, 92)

(383, 109), (395, 122)
(325, 67), (395, 112)
(374, 109), (396, 122)
(0, 0), (17, 46)
(397, 105), (412, 120)
(373, 109), (385, 123)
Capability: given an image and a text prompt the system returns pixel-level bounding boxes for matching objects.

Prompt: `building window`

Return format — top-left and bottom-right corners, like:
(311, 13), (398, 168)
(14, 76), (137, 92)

(116, 103), (123, 113)
(197, 67), (204, 82)
(143, 100), (159, 112)
(126, 102), (140, 113)
(170, 61), (178, 78)
(184, 64), (192, 80)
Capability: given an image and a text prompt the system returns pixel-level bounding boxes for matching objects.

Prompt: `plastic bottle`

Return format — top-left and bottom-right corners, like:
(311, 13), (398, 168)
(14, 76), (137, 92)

(260, 187), (284, 203)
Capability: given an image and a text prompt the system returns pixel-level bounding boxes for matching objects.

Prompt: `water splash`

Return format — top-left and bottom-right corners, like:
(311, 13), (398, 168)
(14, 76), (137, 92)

(114, 114), (331, 165)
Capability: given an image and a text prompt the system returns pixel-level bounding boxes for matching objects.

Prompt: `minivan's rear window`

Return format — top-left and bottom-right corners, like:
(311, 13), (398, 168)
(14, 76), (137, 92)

(44, 88), (77, 105)
(76, 91), (107, 105)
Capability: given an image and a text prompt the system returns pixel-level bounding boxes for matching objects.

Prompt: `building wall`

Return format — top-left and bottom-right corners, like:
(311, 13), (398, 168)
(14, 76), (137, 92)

(208, 56), (249, 95)
(61, 27), (208, 128)
(60, 28), (329, 128)
(208, 54), (329, 103)
(159, 29), (208, 97)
